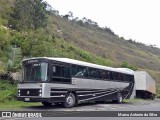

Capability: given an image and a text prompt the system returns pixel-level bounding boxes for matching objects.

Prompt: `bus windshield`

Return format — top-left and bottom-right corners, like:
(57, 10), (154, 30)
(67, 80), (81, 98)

(23, 62), (48, 82)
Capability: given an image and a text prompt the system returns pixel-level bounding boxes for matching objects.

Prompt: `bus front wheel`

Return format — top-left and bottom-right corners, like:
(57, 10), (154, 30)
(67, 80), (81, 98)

(63, 93), (76, 108)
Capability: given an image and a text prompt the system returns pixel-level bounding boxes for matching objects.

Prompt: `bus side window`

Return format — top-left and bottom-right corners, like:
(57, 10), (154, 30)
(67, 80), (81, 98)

(127, 75), (134, 82)
(122, 74), (127, 81)
(109, 72), (113, 80)
(71, 65), (78, 76)
(112, 72), (116, 81)
(52, 65), (62, 77)
(117, 73), (122, 81)
(62, 66), (71, 78)
(52, 65), (71, 83)
(88, 68), (96, 78)
(96, 69), (102, 79)
(72, 65), (88, 78)
(122, 74), (131, 82)
(113, 72), (122, 81)
(103, 70), (112, 80)
(131, 75), (134, 83)
(89, 68), (102, 79)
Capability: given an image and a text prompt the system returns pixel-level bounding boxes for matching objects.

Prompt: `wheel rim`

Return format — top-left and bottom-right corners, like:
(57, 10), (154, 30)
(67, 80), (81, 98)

(66, 96), (74, 106)
(118, 93), (123, 102)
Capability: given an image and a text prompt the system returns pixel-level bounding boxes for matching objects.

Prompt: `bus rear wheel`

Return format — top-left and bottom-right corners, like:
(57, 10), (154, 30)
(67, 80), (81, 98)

(117, 92), (123, 103)
(113, 92), (123, 104)
(63, 93), (76, 108)
(151, 94), (155, 100)
(41, 102), (52, 107)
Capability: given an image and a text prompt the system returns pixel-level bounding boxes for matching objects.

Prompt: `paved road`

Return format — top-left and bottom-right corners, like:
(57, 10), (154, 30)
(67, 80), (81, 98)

(1, 99), (160, 120)
(21, 99), (160, 111)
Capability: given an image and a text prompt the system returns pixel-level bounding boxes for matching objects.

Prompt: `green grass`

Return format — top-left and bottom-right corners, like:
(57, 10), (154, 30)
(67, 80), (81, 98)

(156, 84), (160, 97)
(123, 98), (144, 103)
(0, 100), (41, 110)
(0, 80), (17, 102)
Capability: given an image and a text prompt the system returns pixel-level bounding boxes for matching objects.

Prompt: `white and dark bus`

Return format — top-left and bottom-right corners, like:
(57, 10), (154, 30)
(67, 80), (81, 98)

(17, 57), (134, 108)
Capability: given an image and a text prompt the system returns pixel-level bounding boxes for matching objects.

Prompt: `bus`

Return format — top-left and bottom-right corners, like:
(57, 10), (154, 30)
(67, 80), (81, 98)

(17, 57), (134, 108)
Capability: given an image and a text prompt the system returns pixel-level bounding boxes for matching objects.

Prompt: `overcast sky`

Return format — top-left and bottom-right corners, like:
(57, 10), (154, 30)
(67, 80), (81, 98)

(46, 0), (160, 48)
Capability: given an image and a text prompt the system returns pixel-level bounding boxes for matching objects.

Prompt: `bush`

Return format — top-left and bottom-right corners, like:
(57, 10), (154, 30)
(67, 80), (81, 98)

(156, 84), (160, 97)
(121, 61), (137, 71)
(0, 80), (17, 102)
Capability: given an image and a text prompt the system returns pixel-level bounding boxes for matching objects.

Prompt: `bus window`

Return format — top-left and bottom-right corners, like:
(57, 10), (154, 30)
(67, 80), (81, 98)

(130, 75), (134, 83)
(71, 65), (78, 76)
(23, 62), (48, 82)
(62, 66), (71, 78)
(103, 70), (112, 80)
(117, 73), (122, 81)
(96, 69), (102, 79)
(89, 68), (96, 78)
(89, 68), (102, 79)
(72, 65), (88, 78)
(112, 72), (116, 80)
(52, 65), (71, 83)
(123, 74), (133, 81)
(122, 74), (133, 82)
(113, 72), (122, 81)
(53, 66), (62, 77)
(122, 74), (127, 81)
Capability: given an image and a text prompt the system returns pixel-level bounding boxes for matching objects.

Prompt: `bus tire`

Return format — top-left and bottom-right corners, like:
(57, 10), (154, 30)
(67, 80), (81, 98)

(63, 93), (76, 108)
(41, 102), (52, 107)
(151, 94), (155, 100)
(113, 92), (123, 104)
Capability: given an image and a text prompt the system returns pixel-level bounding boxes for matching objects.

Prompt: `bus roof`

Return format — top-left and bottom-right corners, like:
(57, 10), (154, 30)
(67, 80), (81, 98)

(23, 57), (134, 75)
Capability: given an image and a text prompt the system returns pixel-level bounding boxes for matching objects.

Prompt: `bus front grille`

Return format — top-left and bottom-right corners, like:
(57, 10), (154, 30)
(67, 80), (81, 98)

(19, 89), (40, 96)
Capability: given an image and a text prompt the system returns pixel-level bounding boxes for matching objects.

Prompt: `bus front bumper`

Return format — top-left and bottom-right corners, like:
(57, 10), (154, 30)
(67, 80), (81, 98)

(17, 97), (65, 103)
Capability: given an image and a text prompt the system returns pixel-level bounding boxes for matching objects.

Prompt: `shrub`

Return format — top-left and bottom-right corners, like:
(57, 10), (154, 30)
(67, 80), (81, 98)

(0, 80), (17, 102)
(121, 61), (137, 71)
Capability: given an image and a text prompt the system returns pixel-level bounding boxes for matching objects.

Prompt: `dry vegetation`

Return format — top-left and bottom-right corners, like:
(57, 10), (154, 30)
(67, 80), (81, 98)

(50, 14), (160, 84)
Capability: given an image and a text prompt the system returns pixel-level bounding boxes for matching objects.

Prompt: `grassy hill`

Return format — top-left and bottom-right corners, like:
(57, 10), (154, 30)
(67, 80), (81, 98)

(48, 14), (160, 83)
(0, 0), (160, 85)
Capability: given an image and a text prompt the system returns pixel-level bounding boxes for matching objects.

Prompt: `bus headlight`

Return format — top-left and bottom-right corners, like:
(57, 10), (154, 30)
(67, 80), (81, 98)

(39, 89), (42, 97)
(18, 89), (20, 96)
(39, 89), (42, 93)
(39, 93), (42, 97)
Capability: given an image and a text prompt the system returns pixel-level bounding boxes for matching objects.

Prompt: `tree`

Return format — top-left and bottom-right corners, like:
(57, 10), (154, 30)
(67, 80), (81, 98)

(63, 14), (70, 20)
(68, 11), (73, 20)
(9, 0), (47, 31)
(82, 17), (87, 23)
(103, 26), (115, 35)
(63, 11), (74, 20)
(73, 17), (79, 22)
(0, 25), (10, 50)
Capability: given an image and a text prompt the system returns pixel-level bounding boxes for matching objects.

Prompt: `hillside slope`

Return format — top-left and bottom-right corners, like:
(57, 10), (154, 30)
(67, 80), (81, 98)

(48, 14), (160, 83)
(0, 1), (160, 84)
